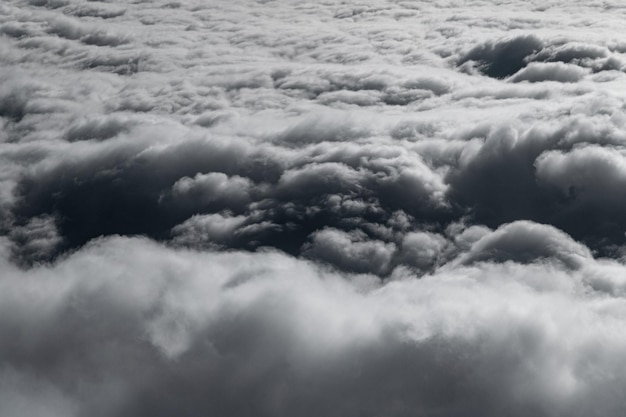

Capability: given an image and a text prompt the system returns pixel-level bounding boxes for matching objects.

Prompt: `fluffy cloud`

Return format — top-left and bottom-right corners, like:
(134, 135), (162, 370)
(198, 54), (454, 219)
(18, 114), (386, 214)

(508, 62), (588, 83)
(458, 34), (545, 78)
(0, 236), (626, 417)
(303, 227), (397, 274)
(457, 220), (592, 269)
(3, 0), (626, 415)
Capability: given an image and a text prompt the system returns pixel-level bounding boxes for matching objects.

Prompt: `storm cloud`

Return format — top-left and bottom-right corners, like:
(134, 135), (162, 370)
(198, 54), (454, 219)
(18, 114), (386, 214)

(3, 0), (626, 415)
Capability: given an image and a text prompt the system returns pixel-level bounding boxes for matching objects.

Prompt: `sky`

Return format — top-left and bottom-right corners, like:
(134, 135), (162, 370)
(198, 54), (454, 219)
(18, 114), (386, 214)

(2, 0), (626, 416)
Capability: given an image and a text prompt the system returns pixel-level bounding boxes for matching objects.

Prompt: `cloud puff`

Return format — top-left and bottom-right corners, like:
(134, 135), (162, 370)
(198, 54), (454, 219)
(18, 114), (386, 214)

(509, 62), (587, 83)
(398, 230), (448, 270)
(458, 220), (592, 269)
(8, 215), (61, 264)
(171, 212), (249, 248)
(303, 227), (396, 275)
(170, 172), (254, 211)
(535, 145), (626, 244)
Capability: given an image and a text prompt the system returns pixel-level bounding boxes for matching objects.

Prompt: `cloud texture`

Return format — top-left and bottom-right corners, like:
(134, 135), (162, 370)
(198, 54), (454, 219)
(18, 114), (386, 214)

(3, 0), (626, 415)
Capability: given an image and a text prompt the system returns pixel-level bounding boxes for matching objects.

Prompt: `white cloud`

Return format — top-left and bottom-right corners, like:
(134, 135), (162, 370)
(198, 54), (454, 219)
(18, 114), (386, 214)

(509, 62), (588, 83)
(0, 235), (624, 415)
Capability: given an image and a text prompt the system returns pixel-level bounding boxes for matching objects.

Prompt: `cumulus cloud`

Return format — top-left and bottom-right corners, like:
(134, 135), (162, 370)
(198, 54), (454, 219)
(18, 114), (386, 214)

(170, 171), (255, 211)
(458, 34), (544, 78)
(303, 227), (396, 275)
(171, 212), (248, 248)
(398, 230), (448, 270)
(8, 215), (62, 264)
(509, 62), (587, 83)
(458, 221), (592, 269)
(3, 0), (626, 415)
(0, 236), (626, 417)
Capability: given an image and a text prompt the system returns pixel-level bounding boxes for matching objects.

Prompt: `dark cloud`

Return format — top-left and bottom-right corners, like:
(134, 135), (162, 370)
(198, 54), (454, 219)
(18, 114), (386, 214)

(459, 36), (619, 82)
(8, 215), (62, 264)
(445, 118), (626, 250)
(535, 145), (626, 245)
(458, 35), (544, 78)
(10, 132), (282, 250)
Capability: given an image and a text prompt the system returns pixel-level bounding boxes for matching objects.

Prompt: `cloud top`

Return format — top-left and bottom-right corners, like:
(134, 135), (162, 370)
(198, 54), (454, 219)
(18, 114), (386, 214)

(3, 0), (626, 415)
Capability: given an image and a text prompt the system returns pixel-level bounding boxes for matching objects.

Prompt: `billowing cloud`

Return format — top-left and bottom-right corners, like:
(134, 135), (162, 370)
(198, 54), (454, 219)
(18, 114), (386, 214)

(303, 227), (397, 274)
(3, 0), (626, 415)
(458, 34), (544, 78)
(509, 62), (587, 83)
(1, 236), (626, 417)
(458, 220), (592, 269)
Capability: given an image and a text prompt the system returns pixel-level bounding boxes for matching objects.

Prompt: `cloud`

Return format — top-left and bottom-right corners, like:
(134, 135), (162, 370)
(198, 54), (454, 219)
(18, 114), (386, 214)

(509, 62), (587, 83)
(171, 212), (248, 248)
(535, 145), (626, 244)
(0, 235), (625, 416)
(47, 15), (129, 46)
(458, 220), (592, 269)
(170, 172), (254, 211)
(303, 227), (396, 274)
(531, 42), (609, 66)
(536, 145), (626, 201)
(8, 215), (62, 264)
(68, 3), (126, 19)
(3, 0), (626, 414)
(64, 114), (141, 142)
(398, 230), (448, 270)
(458, 34), (544, 79)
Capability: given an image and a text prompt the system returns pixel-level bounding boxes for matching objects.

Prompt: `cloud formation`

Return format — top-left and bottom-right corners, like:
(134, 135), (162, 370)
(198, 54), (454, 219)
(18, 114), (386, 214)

(3, 0), (626, 415)
(2, 236), (626, 417)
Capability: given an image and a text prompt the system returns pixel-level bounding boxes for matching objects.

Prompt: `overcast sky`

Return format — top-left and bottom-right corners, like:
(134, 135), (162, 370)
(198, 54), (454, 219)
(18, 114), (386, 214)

(3, 0), (626, 416)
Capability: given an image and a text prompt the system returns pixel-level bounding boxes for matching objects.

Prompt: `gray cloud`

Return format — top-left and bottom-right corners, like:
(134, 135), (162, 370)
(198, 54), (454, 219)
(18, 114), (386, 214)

(0, 236), (625, 416)
(458, 34), (544, 79)
(3, 0), (626, 414)
(303, 227), (397, 275)
(458, 220), (592, 269)
(509, 62), (587, 83)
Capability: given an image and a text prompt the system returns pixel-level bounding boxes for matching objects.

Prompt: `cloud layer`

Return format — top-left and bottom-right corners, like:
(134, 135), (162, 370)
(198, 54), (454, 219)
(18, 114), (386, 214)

(3, 0), (626, 415)
(4, 235), (626, 417)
